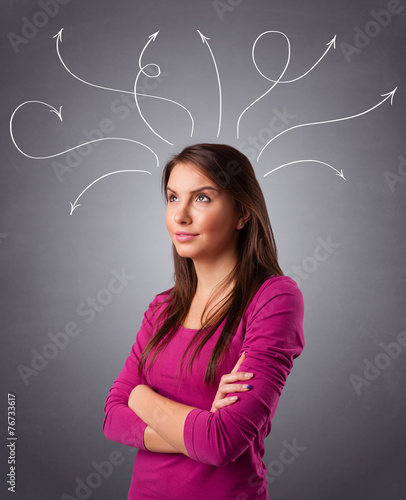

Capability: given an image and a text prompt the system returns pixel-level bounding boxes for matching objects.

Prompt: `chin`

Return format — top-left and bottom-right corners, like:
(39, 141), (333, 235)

(174, 243), (202, 261)
(175, 248), (195, 259)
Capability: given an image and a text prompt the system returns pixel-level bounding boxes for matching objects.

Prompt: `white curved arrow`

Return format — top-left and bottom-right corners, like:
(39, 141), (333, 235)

(134, 64), (173, 145)
(10, 101), (159, 166)
(139, 30), (160, 76)
(70, 169), (152, 214)
(263, 159), (345, 179)
(262, 35), (336, 84)
(53, 28), (194, 136)
(237, 31), (291, 139)
(257, 87), (398, 161)
(197, 30), (222, 137)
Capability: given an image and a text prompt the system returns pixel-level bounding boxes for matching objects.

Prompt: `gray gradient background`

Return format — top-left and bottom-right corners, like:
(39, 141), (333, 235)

(1, 0), (405, 499)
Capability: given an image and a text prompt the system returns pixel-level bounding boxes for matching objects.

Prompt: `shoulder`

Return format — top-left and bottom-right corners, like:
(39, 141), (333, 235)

(252, 274), (303, 302)
(243, 275), (305, 353)
(144, 286), (174, 325)
(246, 275), (304, 321)
(149, 286), (174, 306)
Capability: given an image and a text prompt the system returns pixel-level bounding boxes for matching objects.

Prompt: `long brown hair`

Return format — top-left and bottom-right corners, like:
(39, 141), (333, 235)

(138, 143), (283, 385)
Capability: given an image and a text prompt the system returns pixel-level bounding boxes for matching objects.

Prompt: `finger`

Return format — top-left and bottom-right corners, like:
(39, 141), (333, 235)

(221, 382), (252, 394)
(220, 371), (254, 385)
(231, 351), (246, 373)
(231, 352), (245, 373)
(214, 396), (239, 409)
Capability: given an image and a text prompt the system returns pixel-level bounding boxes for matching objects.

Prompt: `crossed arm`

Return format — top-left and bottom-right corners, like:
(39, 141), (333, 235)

(128, 385), (194, 454)
(104, 282), (305, 464)
(128, 352), (252, 455)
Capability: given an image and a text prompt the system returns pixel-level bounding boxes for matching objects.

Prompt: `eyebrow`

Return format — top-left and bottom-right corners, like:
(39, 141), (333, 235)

(166, 186), (219, 195)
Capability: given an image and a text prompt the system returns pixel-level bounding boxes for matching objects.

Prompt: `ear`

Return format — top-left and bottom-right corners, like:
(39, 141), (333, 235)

(236, 206), (251, 229)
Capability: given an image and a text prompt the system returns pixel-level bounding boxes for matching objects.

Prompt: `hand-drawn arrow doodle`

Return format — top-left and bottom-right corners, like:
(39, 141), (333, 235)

(197, 30), (222, 137)
(136, 31), (185, 144)
(257, 87), (397, 161)
(134, 64), (174, 145)
(69, 170), (152, 214)
(54, 28), (194, 138)
(237, 31), (291, 139)
(263, 159), (346, 179)
(10, 28), (399, 219)
(9, 101), (159, 166)
(139, 30), (160, 77)
(263, 35), (336, 84)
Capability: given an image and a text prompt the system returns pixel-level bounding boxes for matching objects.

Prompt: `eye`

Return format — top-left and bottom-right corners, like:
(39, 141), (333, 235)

(196, 194), (210, 202)
(167, 193), (210, 203)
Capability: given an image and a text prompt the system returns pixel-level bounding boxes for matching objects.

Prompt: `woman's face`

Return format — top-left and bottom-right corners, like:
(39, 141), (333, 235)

(165, 162), (243, 264)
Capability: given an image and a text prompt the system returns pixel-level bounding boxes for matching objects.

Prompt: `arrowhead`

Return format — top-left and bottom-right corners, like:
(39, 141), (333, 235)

(197, 29), (210, 43)
(49, 105), (63, 121)
(149, 30), (160, 41)
(336, 169), (346, 180)
(327, 35), (337, 49)
(53, 28), (64, 42)
(381, 86), (398, 105)
(69, 202), (80, 215)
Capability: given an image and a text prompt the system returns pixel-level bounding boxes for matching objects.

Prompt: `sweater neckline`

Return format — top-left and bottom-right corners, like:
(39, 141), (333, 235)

(178, 324), (201, 332)
(176, 275), (279, 333)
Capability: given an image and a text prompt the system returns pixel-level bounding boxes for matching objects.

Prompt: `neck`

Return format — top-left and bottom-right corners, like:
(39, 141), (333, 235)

(192, 250), (238, 299)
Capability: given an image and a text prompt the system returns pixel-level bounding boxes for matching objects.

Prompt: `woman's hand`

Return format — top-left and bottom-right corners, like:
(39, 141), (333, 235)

(210, 351), (254, 413)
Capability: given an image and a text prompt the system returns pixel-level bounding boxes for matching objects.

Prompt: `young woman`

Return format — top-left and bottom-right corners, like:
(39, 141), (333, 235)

(103, 143), (305, 499)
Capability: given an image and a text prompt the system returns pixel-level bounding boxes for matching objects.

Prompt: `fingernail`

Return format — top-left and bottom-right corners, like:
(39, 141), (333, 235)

(230, 396), (238, 401)
(244, 373), (253, 378)
(243, 384), (252, 390)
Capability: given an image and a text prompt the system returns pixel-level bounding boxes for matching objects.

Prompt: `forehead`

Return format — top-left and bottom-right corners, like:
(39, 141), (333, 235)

(167, 162), (214, 188)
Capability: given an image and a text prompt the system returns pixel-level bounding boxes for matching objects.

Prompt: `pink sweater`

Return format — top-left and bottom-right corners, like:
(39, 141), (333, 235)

(103, 275), (305, 499)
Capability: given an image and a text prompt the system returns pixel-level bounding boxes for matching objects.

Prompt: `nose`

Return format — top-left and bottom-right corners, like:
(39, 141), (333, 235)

(174, 202), (192, 224)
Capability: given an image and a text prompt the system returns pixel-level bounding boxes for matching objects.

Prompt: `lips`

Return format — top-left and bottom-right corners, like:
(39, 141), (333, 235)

(175, 232), (198, 242)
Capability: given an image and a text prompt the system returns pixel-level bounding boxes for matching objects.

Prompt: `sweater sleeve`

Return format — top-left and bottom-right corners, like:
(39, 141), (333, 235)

(103, 294), (167, 450)
(183, 277), (305, 467)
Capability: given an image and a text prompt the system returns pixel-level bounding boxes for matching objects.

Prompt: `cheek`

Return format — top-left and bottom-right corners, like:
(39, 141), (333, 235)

(195, 211), (216, 231)
(197, 217), (226, 241)
(206, 208), (236, 232)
